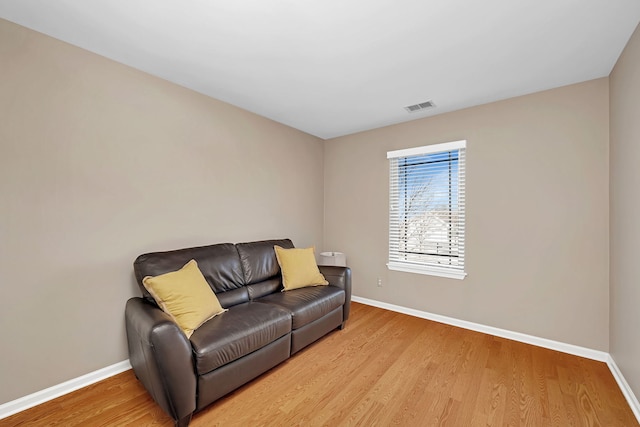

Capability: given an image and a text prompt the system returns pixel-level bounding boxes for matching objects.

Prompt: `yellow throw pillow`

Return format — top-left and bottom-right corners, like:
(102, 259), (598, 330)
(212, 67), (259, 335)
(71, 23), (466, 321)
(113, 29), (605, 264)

(142, 259), (226, 338)
(274, 245), (329, 291)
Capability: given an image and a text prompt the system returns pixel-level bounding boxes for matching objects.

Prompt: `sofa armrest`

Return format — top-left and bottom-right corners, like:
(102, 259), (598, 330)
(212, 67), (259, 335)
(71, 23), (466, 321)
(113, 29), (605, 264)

(319, 265), (352, 322)
(125, 297), (196, 424)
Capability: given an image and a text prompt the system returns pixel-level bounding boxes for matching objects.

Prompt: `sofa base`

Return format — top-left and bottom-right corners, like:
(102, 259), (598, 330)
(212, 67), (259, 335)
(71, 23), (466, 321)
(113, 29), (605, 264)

(291, 307), (343, 354)
(196, 333), (291, 410)
(176, 414), (192, 427)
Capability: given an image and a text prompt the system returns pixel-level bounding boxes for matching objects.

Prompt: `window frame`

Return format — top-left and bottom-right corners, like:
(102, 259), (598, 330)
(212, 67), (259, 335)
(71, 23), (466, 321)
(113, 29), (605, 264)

(387, 140), (467, 280)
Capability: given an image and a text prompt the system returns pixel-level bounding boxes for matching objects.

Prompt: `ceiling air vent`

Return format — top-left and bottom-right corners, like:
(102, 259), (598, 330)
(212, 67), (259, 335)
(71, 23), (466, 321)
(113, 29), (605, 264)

(404, 100), (436, 113)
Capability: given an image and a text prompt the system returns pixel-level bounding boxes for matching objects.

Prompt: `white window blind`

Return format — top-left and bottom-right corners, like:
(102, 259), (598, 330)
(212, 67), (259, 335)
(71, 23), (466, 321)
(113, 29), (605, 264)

(387, 140), (466, 279)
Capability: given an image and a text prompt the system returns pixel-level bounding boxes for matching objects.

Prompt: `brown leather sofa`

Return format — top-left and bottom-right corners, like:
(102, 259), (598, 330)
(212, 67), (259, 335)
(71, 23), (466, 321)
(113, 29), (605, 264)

(125, 239), (351, 427)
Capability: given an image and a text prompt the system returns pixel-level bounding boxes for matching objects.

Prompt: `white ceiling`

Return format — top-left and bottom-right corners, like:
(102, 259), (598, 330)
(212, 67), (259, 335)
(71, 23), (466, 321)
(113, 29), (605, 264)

(1, 1), (639, 139)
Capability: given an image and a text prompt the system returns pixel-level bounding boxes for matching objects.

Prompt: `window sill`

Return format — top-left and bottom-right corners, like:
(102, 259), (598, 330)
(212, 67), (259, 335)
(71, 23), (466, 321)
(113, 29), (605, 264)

(387, 262), (467, 280)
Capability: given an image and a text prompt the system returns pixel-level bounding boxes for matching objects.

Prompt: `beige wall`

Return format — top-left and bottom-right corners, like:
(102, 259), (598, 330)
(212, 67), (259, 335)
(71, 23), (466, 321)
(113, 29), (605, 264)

(324, 78), (610, 351)
(0, 19), (324, 404)
(610, 23), (640, 398)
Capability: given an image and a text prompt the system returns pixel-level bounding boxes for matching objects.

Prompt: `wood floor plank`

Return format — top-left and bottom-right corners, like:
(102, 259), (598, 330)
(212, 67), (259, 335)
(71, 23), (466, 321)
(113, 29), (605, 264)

(2, 302), (637, 427)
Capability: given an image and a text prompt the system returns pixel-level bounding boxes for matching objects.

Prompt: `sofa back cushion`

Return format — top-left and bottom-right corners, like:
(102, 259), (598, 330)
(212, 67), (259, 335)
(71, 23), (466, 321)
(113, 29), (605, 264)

(236, 239), (293, 285)
(134, 243), (246, 303)
(237, 239), (294, 300)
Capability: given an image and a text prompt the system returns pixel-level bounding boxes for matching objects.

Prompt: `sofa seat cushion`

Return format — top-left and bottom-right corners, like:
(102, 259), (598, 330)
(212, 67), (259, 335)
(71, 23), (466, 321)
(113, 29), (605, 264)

(189, 302), (292, 375)
(256, 286), (345, 330)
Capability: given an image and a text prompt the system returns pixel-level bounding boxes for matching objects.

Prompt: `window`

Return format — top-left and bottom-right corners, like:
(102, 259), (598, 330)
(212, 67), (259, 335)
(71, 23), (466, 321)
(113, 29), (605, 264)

(387, 140), (466, 279)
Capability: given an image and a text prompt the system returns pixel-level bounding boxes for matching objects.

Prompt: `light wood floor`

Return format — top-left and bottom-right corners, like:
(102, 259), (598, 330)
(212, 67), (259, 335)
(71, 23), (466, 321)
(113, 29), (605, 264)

(3, 303), (637, 426)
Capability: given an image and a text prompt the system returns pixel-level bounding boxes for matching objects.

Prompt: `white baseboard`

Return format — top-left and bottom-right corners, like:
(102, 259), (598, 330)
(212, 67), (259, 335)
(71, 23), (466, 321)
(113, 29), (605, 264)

(607, 355), (640, 421)
(352, 296), (640, 424)
(0, 360), (131, 420)
(352, 296), (609, 361)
